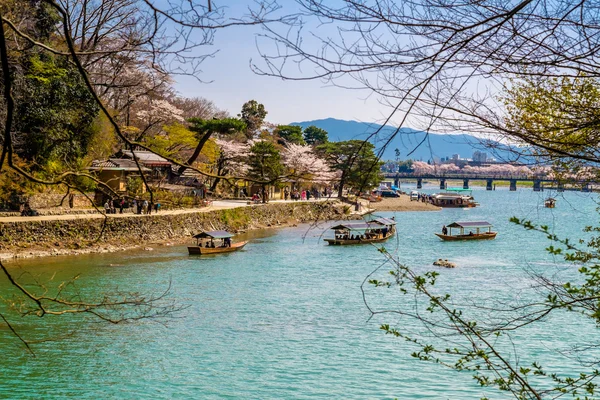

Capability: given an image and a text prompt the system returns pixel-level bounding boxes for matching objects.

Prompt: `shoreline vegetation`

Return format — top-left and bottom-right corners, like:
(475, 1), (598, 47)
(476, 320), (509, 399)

(0, 196), (433, 262)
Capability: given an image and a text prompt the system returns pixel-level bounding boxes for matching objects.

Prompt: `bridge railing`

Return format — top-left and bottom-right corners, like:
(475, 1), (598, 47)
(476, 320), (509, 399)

(385, 173), (551, 181)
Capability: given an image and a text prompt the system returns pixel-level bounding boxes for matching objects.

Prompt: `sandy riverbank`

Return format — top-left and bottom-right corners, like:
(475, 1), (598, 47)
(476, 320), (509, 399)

(368, 195), (440, 212)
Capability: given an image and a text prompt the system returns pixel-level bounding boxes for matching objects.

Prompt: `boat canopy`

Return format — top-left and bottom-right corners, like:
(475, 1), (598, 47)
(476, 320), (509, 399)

(372, 217), (397, 226)
(192, 230), (235, 239)
(445, 187), (472, 193)
(330, 218), (396, 231)
(433, 194), (467, 199)
(446, 221), (492, 229)
(330, 222), (373, 231)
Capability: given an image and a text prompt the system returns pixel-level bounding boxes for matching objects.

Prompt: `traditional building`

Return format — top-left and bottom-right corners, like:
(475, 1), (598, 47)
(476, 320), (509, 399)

(116, 149), (172, 180)
(88, 158), (151, 193)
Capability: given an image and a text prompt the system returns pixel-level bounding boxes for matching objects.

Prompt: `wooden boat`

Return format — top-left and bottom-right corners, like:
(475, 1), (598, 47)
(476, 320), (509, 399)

(544, 198), (556, 208)
(435, 221), (497, 241)
(430, 188), (478, 208)
(188, 230), (248, 255)
(324, 217), (396, 245)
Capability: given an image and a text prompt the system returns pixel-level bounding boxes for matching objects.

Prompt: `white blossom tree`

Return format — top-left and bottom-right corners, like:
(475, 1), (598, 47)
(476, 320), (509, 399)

(282, 143), (338, 185)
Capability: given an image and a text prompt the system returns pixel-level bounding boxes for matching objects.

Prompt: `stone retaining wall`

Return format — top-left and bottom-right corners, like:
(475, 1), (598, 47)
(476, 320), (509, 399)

(0, 202), (349, 260)
(28, 192), (95, 209)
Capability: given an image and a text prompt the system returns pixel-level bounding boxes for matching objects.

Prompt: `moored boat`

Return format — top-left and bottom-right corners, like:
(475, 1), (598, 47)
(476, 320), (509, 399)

(188, 230), (248, 255)
(324, 217), (396, 245)
(435, 221), (497, 241)
(430, 188), (478, 208)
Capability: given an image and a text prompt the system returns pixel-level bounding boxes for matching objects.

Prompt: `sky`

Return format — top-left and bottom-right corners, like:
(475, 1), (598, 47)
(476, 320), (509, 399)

(172, 2), (390, 126)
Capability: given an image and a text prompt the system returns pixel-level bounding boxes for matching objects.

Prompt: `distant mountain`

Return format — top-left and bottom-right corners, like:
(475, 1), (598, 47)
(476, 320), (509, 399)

(291, 118), (519, 162)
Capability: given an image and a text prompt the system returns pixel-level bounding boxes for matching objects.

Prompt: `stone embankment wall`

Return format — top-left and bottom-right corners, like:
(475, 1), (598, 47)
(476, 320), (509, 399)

(28, 192), (95, 209)
(0, 202), (349, 260)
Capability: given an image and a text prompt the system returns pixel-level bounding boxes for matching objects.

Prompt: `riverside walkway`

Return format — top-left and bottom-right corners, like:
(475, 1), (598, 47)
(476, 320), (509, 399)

(0, 199), (337, 223)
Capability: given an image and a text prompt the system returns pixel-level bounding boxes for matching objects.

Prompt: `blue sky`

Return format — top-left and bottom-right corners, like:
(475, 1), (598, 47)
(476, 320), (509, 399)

(172, 2), (387, 125)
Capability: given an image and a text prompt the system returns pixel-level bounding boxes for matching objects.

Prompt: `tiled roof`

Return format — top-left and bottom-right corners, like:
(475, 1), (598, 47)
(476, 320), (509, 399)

(120, 150), (171, 165)
(170, 165), (204, 178)
(89, 158), (151, 171)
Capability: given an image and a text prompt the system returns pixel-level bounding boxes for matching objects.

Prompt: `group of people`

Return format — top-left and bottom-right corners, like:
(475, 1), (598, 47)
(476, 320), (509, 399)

(104, 199), (120, 214)
(198, 237), (231, 248)
(337, 233), (366, 241)
(284, 187), (329, 201)
(413, 192), (433, 203)
(132, 199), (161, 214)
(102, 198), (161, 215)
(336, 228), (391, 241)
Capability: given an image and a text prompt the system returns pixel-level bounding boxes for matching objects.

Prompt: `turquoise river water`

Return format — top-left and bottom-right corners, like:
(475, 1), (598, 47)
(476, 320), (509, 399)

(2, 186), (600, 399)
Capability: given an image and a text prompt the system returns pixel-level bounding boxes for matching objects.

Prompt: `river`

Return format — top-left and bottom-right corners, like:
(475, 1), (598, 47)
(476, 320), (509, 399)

(1, 187), (598, 399)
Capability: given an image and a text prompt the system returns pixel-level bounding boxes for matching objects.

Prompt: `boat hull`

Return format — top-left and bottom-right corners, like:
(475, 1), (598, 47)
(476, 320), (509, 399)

(436, 203), (478, 208)
(324, 234), (394, 245)
(188, 240), (248, 255)
(435, 232), (497, 241)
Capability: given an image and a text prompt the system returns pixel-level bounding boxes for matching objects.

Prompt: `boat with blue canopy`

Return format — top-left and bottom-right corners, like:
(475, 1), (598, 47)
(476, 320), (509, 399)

(324, 217), (396, 245)
(435, 221), (497, 241)
(188, 230), (248, 255)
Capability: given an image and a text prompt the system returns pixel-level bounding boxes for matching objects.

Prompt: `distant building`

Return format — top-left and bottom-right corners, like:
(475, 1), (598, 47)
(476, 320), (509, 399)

(473, 151), (488, 162)
(452, 154), (460, 160)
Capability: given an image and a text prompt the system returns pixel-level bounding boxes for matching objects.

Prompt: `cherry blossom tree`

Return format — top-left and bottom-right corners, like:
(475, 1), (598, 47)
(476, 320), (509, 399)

(411, 161), (435, 175)
(211, 138), (252, 191)
(282, 143), (337, 184)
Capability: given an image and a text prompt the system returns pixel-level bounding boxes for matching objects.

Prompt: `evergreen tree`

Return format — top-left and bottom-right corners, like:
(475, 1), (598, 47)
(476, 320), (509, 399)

(248, 141), (283, 203)
(276, 125), (305, 145)
(239, 100), (267, 139)
(303, 126), (328, 146)
(317, 140), (383, 197)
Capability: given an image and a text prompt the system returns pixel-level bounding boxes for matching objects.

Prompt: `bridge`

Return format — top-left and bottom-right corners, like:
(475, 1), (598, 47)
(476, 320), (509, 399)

(383, 173), (595, 192)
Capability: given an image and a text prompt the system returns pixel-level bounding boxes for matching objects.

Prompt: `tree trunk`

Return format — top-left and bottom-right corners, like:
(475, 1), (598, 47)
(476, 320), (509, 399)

(210, 177), (221, 192)
(177, 131), (212, 175)
(209, 158), (226, 192)
(337, 171), (346, 198)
